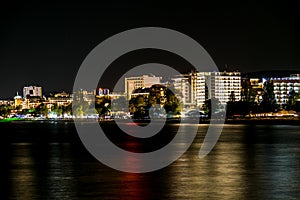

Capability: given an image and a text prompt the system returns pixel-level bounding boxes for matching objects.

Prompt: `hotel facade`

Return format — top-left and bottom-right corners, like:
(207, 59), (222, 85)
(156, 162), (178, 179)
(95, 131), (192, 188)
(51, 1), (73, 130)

(125, 75), (162, 99)
(270, 74), (300, 105)
(210, 71), (241, 105)
(172, 71), (241, 107)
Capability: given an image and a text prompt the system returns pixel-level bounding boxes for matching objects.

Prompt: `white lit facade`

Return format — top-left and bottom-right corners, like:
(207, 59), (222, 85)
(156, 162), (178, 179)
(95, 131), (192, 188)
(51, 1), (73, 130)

(191, 72), (207, 107)
(172, 71), (241, 106)
(172, 72), (207, 107)
(23, 86), (42, 98)
(210, 71), (241, 105)
(271, 74), (300, 105)
(172, 75), (192, 105)
(125, 75), (161, 99)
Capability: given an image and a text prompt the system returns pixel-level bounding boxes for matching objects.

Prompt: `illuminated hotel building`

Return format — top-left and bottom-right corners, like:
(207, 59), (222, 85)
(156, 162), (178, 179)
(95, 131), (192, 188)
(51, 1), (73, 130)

(270, 74), (300, 105)
(172, 71), (241, 106)
(125, 75), (161, 99)
(172, 75), (192, 105)
(210, 71), (241, 105)
(172, 72), (207, 107)
(191, 72), (208, 107)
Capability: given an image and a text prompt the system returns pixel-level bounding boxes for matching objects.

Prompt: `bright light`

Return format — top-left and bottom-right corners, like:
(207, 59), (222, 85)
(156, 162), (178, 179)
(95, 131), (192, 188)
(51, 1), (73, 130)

(48, 113), (58, 119)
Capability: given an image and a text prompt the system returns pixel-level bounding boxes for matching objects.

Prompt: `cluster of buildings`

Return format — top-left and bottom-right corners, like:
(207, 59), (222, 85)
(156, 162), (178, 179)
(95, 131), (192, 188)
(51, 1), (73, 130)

(1, 71), (300, 118)
(171, 71), (241, 106)
(124, 72), (300, 109)
(12, 86), (73, 111)
(125, 71), (242, 107)
(0, 85), (125, 116)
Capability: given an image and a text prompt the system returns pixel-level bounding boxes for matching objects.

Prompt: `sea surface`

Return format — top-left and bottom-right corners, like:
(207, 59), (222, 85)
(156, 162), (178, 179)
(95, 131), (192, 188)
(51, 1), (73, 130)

(0, 121), (300, 200)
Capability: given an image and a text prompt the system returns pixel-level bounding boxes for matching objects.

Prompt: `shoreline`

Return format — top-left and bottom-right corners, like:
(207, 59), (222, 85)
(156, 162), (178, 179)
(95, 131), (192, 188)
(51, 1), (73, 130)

(1, 118), (300, 125)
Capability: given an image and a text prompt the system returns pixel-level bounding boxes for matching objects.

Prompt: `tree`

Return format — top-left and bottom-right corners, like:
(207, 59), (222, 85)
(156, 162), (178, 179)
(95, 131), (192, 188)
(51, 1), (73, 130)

(229, 91), (236, 102)
(260, 80), (277, 112)
(0, 105), (11, 118)
(95, 96), (111, 116)
(164, 89), (181, 113)
(34, 103), (48, 117)
(203, 97), (222, 118)
(135, 95), (146, 107)
(287, 89), (296, 110)
(241, 78), (256, 102)
(127, 86), (181, 119)
(63, 104), (72, 116)
(73, 100), (90, 117)
(53, 105), (63, 116)
(73, 105), (84, 117)
(132, 95), (147, 119)
(226, 101), (252, 118)
(111, 96), (126, 112)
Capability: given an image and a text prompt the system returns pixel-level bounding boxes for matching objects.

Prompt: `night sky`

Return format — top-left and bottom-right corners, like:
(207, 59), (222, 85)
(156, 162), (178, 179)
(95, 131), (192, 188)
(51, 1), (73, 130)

(0, 2), (299, 98)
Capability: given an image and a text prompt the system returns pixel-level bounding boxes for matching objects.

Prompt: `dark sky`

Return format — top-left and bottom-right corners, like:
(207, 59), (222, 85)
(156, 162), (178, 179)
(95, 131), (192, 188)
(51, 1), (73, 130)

(0, 1), (299, 98)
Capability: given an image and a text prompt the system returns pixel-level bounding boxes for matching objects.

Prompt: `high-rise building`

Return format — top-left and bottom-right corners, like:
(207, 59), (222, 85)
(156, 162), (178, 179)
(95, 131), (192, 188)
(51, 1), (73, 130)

(191, 72), (208, 107)
(172, 71), (241, 107)
(23, 85), (42, 98)
(210, 71), (241, 105)
(125, 75), (161, 99)
(172, 75), (192, 105)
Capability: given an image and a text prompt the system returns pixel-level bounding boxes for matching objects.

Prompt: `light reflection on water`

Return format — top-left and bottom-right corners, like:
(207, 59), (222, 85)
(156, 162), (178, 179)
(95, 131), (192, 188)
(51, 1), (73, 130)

(1, 123), (300, 199)
(10, 144), (37, 200)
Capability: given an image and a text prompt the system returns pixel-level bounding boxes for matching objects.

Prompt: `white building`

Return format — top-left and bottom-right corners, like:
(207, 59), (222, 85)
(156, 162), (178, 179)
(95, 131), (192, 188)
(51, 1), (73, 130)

(172, 75), (192, 105)
(270, 74), (300, 105)
(23, 85), (42, 98)
(172, 71), (241, 107)
(171, 72), (207, 107)
(125, 75), (161, 99)
(191, 72), (207, 107)
(210, 71), (241, 105)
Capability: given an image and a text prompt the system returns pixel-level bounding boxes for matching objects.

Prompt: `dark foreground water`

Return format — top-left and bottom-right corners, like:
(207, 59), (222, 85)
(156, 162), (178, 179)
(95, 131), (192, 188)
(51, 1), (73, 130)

(0, 121), (300, 200)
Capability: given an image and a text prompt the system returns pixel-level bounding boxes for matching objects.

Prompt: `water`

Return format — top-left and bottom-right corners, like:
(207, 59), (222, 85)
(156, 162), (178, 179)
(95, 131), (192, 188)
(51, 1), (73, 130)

(1, 121), (300, 199)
